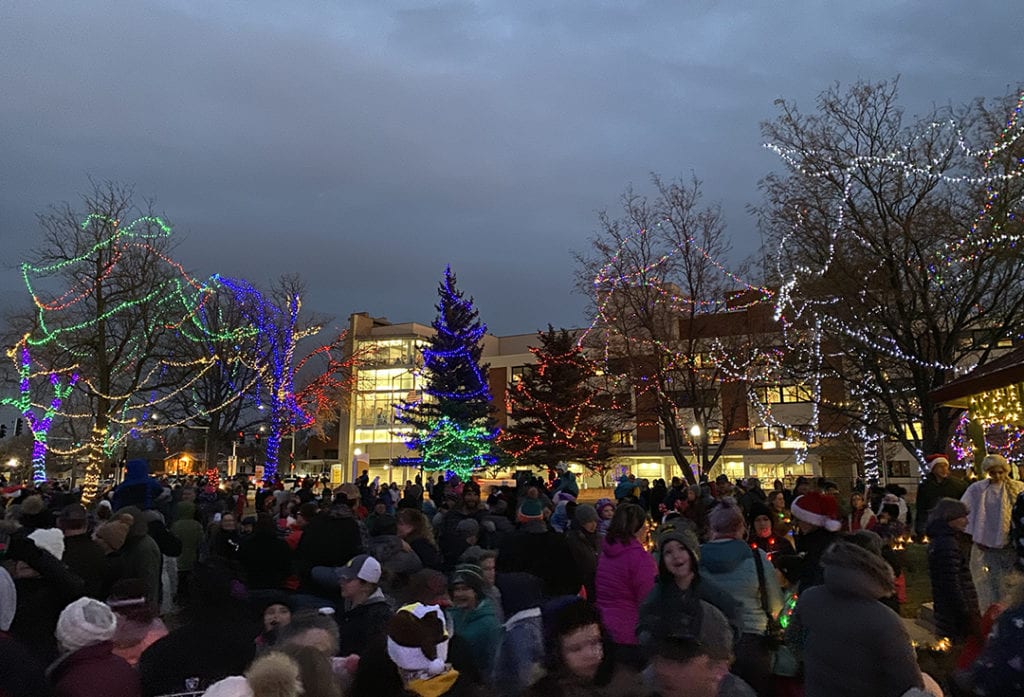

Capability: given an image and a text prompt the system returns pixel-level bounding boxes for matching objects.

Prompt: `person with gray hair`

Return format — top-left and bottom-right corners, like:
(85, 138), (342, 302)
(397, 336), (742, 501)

(960, 453), (1024, 612)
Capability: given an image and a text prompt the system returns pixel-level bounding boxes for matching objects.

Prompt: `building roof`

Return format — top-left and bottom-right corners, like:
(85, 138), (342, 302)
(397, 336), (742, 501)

(930, 345), (1024, 407)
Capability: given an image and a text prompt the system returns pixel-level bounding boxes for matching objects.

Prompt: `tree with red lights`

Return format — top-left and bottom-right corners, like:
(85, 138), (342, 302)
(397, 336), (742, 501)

(501, 326), (618, 481)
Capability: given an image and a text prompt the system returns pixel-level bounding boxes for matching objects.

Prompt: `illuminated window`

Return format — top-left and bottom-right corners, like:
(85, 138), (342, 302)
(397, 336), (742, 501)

(510, 365), (533, 384)
(611, 430), (634, 447)
(755, 384), (812, 404)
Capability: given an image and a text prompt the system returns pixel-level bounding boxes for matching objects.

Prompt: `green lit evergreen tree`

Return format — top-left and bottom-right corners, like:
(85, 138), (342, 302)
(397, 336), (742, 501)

(396, 267), (497, 477)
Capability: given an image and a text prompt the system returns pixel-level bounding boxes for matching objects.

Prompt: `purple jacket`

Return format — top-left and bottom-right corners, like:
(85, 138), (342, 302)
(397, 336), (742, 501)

(595, 537), (657, 645)
(50, 641), (141, 697)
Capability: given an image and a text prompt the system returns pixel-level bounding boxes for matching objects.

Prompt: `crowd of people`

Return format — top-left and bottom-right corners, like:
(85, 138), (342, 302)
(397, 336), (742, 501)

(2, 455), (1024, 697)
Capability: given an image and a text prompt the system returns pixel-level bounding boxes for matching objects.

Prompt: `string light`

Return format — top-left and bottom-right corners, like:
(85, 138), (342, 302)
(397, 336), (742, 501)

(397, 267), (497, 478)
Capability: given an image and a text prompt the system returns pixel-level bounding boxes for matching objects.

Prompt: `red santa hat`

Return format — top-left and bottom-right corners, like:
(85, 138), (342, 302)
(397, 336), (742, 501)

(924, 454), (949, 470)
(791, 492), (841, 532)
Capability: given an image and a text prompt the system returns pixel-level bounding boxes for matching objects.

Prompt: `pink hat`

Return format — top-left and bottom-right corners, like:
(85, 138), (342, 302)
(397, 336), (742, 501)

(791, 492), (841, 532)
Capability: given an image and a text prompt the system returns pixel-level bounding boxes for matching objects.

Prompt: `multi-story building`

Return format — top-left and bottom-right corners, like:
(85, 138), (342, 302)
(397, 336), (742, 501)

(333, 302), (856, 488)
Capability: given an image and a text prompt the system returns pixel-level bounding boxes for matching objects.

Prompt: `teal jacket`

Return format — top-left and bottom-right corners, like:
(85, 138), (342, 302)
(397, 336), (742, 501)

(450, 597), (503, 679)
(699, 539), (783, 634)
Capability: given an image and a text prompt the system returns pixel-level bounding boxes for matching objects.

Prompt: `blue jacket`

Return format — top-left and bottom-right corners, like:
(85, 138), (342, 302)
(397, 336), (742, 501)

(111, 460), (164, 511)
(699, 539), (783, 634)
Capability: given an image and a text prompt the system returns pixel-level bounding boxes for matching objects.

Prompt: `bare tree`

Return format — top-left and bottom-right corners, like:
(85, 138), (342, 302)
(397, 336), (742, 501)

(21, 180), (199, 499)
(758, 80), (1024, 471)
(577, 174), (757, 484)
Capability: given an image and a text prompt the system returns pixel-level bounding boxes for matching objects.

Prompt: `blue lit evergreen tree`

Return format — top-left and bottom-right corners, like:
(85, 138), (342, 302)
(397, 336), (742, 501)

(396, 267), (498, 478)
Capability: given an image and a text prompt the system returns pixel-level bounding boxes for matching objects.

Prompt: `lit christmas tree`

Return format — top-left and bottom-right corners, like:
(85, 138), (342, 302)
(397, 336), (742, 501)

(396, 267), (497, 478)
(501, 326), (617, 478)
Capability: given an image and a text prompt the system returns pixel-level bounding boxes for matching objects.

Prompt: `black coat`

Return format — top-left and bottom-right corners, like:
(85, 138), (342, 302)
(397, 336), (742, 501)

(915, 475), (968, 536)
(237, 530), (293, 589)
(498, 529), (581, 598)
(336, 594), (393, 656)
(138, 612), (257, 697)
(295, 509), (364, 587)
(926, 518), (979, 641)
(794, 527), (836, 593)
(61, 534), (109, 600)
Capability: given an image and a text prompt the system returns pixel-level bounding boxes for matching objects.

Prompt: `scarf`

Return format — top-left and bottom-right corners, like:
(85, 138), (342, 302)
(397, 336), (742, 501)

(405, 669), (460, 697)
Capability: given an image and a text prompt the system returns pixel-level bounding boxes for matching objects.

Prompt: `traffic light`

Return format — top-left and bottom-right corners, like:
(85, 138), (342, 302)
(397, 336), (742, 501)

(14, 418), (22, 437)
(0, 423), (6, 438)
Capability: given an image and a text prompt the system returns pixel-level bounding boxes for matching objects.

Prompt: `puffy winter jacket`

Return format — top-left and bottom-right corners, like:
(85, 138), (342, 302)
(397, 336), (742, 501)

(926, 517), (979, 641)
(595, 538), (656, 646)
(699, 539), (782, 634)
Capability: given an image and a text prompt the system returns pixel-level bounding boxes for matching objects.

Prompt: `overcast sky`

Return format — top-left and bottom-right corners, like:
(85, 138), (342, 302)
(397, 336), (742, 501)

(1, 1), (1020, 336)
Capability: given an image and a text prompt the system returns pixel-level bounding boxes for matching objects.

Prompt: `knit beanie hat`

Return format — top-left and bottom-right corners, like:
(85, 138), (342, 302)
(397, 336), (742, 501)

(928, 497), (969, 524)
(56, 597), (118, 653)
(94, 518), (131, 553)
(595, 498), (615, 516)
(517, 498), (545, 522)
(791, 492), (841, 532)
(28, 527), (65, 560)
(747, 501), (773, 528)
(450, 563), (485, 598)
(982, 453), (1009, 473)
(387, 603), (450, 676)
(657, 525), (702, 565)
(574, 504), (599, 526)
(0, 567), (15, 632)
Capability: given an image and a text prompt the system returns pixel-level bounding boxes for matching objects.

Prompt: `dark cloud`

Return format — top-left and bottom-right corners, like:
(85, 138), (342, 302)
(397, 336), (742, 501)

(1, 1), (1019, 334)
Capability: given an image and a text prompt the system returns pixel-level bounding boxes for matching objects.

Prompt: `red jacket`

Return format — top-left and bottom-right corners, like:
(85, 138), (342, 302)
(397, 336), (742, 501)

(50, 641), (141, 697)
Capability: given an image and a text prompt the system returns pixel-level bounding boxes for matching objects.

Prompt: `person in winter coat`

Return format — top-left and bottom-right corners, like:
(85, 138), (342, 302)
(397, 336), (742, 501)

(639, 525), (742, 650)
(57, 504), (107, 600)
(237, 513), (293, 590)
(970, 576), (1024, 697)
(396, 508), (444, 571)
(295, 496), (365, 590)
(524, 597), (642, 697)
(0, 566), (53, 697)
(331, 554), (394, 658)
(960, 453), (1024, 613)
(925, 498), (980, 644)
(595, 498), (616, 537)
(48, 597), (141, 697)
(842, 492), (877, 533)
(111, 460), (164, 512)
(436, 483), (490, 571)
(565, 504), (601, 602)
(746, 502), (794, 563)
(138, 560), (258, 696)
(493, 572), (545, 697)
(915, 455), (967, 538)
(170, 501), (204, 604)
(785, 540), (925, 697)
(789, 491), (841, 592)
(6, 528), (85, 665)
(699, 501), (782, 697)
(200, 650), (306, 697)
(498, 516), (581, 598)
(366, 602), (484, 697)
(594, 503), (655, 669)
(449, 564), (503, 682)
(115, 507), (163, 606)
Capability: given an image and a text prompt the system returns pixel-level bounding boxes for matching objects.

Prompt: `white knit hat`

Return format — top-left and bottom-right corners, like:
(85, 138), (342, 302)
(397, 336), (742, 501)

(56, 597), (118, 653)
(28, 527), (65, 561)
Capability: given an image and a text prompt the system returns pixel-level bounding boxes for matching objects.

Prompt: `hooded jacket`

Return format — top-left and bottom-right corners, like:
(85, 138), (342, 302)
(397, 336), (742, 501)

(699, 539), (782, 634)
(111, 460), (164, 512)
(451, 597), (503, 681)
(926, 517), (979, 641)
(595, 538), (656, 645)
(787, 542), (923, 697)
